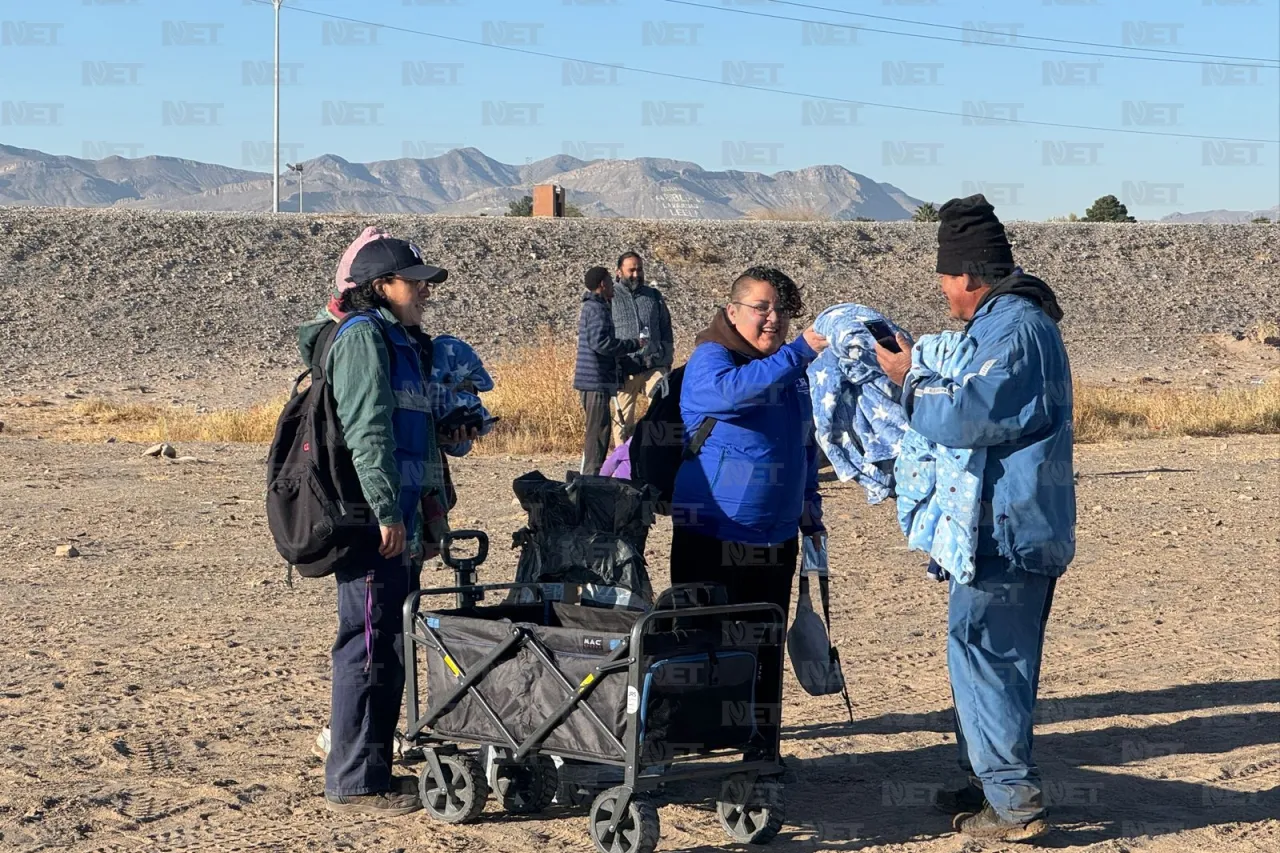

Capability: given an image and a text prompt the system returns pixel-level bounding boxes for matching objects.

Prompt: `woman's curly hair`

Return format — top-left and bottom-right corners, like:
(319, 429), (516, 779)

(337, 277), (393, 315)
(730, 266), (804, 318)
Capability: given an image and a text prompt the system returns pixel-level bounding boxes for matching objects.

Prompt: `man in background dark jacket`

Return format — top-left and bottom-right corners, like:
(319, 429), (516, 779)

(610, 251), (674, 446)
(574, 266), (646, 475)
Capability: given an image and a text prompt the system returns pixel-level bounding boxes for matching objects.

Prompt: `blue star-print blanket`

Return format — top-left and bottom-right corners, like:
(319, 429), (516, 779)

(807, 304), (911, 504)
(430, 334), (495, 458)
(893, 331), (986, 585)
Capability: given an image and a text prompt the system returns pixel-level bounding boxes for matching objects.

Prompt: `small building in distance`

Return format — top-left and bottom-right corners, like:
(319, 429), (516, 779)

(532, 183), (565, 217)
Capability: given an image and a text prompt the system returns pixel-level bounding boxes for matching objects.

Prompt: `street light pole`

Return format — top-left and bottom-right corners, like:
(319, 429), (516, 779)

(272, 0), (283, 213)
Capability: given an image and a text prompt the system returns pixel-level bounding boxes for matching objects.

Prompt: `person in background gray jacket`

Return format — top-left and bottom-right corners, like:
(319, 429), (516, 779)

(610, 251), (674, 446)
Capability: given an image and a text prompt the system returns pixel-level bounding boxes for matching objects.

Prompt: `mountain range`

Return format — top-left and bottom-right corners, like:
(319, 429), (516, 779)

(0, 143), (924, 220)
(1, 144), (1272, 222)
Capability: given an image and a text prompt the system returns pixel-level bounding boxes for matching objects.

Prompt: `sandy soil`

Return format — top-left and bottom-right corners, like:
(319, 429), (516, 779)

(1, 434), (1277, 853)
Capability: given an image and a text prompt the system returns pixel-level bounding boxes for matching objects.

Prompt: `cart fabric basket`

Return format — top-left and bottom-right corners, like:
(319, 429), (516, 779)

(419, 602), (763, 764)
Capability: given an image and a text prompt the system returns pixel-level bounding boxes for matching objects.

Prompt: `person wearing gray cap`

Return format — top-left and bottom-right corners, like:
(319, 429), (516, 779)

(876, 194), (1074, 843)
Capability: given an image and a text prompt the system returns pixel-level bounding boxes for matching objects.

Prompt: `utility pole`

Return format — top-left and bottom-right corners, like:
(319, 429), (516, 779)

(272, 0), (284, 213)
(287, 163), (304, 213)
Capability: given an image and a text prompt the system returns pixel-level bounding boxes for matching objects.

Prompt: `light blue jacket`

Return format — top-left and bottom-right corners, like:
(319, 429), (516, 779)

(902, 287), (1076, 576)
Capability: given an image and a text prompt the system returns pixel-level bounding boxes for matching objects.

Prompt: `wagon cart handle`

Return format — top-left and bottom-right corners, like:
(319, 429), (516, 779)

(441, 529), (489, 609)
(442, 529), (489, 570)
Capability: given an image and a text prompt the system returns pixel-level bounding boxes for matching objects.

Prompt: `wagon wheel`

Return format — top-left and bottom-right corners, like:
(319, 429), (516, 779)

(418, 752), (489, 824)
(588, 786), (660, 853)
(492, 754), (558, 814)
(716, 774), (785, 845)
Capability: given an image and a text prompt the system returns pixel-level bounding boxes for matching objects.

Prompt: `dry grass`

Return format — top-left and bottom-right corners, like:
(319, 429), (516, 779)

(72, 397), (286, 444)
(478, 334), (583, 455)
(11, 344), (1276, 452)
(1074, 381), (1280, 442)
(1246, 317), (1280, 345)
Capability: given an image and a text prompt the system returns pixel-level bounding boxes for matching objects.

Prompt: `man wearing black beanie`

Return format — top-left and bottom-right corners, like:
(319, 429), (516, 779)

(574, 266), (646, 475)
(876, 195), (1075, 842)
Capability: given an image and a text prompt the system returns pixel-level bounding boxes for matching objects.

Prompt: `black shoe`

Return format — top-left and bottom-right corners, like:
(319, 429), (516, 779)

(933, 781), (986, 815)
(325, 788), (422, 817)
(953, 804), (1049, 843)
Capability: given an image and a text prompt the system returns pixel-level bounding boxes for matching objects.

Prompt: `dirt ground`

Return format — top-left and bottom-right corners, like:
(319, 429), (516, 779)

(1, 432), (1277, 853)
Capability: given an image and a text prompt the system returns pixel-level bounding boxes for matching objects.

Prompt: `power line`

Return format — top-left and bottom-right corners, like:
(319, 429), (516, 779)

(252, 0), (1280, 144)
(668, 0), (1280, 69)
(766, 0), (1280, 65)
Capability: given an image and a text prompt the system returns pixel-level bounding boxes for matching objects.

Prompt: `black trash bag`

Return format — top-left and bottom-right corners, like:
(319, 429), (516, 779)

(510, 471), (658, 609)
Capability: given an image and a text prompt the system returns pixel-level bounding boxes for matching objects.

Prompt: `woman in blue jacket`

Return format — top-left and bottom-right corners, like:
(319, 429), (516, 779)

(670, 266), (828, 735)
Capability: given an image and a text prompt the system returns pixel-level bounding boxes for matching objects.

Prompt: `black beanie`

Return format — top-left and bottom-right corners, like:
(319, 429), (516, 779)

(585, 266), (611, 291)
(935, 193), (1015, 278)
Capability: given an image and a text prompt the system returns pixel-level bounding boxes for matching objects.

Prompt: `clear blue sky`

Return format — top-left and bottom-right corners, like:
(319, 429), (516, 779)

(2, 0), (1278, 220)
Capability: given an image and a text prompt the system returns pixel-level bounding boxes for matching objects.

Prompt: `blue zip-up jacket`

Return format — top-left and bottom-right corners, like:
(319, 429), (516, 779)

(902, 281), (1076, 576)
(331, 310), (433, 537)
(673, 336), (824, 546)
(573, 291), (642, 393)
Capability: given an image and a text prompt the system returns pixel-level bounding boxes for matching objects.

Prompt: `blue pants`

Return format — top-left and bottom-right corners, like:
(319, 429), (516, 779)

(947, 557), (1057, 822)
(325, 551), (413, 796)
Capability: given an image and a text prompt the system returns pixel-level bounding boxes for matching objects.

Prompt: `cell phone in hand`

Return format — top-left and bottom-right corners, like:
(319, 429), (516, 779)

(864, 320), (902, 353)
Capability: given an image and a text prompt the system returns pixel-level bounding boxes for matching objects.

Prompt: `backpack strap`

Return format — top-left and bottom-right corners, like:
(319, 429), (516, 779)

(682, 417), (717, 460)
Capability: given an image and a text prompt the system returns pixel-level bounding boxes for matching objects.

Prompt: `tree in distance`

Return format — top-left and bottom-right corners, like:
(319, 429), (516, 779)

(1252, 216), (1272, 224)
(1082, 195), (1136, 223)
(506, 195), (584, 217)
(912, 202), (940, 222)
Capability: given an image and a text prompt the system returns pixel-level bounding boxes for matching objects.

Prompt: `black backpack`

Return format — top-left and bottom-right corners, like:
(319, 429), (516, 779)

(265, 317), (386, 578)
(629, 365), (716, 515)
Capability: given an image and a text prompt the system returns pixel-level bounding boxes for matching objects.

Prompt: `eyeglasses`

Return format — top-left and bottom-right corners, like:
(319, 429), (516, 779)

(731, 301), (793, 320)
